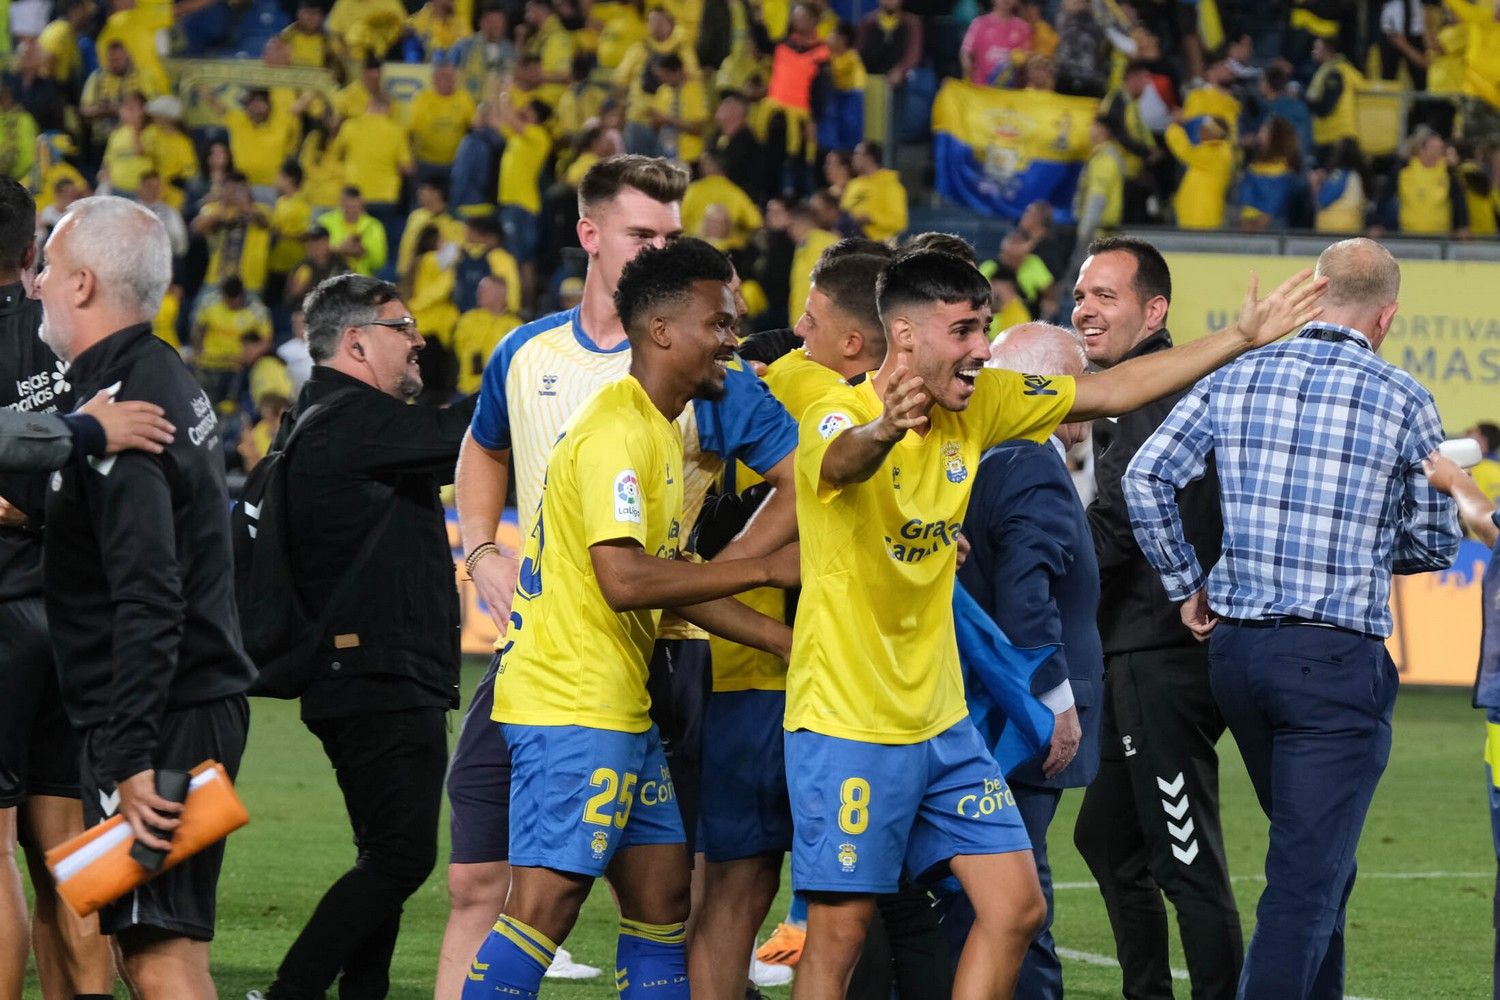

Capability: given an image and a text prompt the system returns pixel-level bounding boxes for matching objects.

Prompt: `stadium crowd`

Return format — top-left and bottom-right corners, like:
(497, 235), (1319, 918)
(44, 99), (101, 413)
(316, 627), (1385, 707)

(2, 1), (1500, 1000)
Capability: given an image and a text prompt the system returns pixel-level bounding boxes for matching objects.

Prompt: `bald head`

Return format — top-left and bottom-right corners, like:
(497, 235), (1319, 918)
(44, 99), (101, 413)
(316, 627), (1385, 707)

(1315, 238), (1400, 311)
(989, 322), (1087, 377)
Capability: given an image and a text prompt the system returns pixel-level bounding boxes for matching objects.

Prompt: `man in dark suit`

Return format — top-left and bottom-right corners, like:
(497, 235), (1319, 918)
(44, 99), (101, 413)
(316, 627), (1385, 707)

(955, 321), (1105, 998)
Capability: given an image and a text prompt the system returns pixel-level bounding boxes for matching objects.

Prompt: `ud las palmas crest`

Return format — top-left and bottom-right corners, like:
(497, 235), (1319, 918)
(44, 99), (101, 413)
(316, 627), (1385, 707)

(980, 104), (1076, 202)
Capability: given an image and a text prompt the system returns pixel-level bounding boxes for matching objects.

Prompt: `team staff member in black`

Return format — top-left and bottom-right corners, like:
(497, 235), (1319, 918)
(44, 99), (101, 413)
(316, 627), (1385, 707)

(0, 175), (114, 1000)
(36, 195), (254, 1000)
(1070, 236), (1242, 999)
(255, 274), (474, 1000)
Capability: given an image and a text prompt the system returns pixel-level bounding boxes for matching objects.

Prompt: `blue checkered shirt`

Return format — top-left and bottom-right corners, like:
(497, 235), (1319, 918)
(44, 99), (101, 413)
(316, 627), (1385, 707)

(1122, 322), (1460, 637)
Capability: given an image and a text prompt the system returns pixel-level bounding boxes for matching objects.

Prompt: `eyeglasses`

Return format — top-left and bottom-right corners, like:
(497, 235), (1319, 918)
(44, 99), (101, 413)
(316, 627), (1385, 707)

(362, 317), (419, 339)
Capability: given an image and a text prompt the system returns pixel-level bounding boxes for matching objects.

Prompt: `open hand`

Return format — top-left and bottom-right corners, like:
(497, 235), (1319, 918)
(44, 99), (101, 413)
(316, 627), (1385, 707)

(1232, 267), (1326, 349)
(80, 391), (176, 455)
(874, 365), (928, 441)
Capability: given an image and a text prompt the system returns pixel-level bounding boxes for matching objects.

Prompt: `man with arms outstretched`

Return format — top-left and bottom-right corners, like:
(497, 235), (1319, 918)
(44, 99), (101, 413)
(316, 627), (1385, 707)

(786, 250), (1323, 998)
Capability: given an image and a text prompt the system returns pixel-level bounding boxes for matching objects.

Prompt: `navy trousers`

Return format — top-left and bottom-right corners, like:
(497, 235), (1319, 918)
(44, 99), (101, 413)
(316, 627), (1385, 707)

(1208, 621), (1398, 1000)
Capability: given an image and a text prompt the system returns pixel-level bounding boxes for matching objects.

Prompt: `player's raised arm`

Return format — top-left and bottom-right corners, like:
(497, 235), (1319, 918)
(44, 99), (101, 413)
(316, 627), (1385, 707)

(818, 364), (928, 487)
(1067, 268), (1326, 422)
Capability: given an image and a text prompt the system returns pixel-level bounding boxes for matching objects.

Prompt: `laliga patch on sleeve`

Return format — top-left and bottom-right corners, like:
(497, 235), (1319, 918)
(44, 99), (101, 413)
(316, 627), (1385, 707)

(817, 412), (853, 440)
(614, 469), (642, 524)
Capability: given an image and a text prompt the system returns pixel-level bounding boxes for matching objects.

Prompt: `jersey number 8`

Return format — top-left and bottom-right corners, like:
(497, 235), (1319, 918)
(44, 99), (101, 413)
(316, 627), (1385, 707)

(839, 777), (871, 835)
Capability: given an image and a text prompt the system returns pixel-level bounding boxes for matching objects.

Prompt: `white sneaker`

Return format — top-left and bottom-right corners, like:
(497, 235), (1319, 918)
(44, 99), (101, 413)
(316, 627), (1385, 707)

(751, 954), (794, 987)
(544, 946), (602, 980)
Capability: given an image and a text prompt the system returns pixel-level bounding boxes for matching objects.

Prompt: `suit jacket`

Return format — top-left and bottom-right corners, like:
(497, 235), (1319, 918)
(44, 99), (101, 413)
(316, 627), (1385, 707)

(958, 438), (1104, 789)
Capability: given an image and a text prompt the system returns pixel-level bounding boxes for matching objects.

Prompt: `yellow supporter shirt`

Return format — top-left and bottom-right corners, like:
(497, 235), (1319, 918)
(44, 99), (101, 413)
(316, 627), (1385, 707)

(103, 127), (153, 195)
(1165, 123), (1232, 229)
(528, 15), (577, 107)
(397, 207), (466, 275)
(38, 19), (80, 83)
(269, 193), (313, 275)
(565, 151), (599, 188)
(97, 6), (170, 94)
(153, 288), (181, 350)
(1398, 159), (1454, 235)
(408, 88), (478, 166)
(988, 295), (1033, 336)
(499, 122), (552, 213)
(710, 350), (845, 693)
(202, 203), (272, 293)
(197, 298), (272, 370)
(840, 169), (908, 243)
(408, 3), (474, 52)
(650, 78), (709, 163)
(299, 131), (344, 210)
(786, 367), (1076, 742)
(454, 308), (522, 394)
(409, 250), (460, 344)
(224, 109), (299, 188)
(682, 175), (762, 249)
(142, 124), (199, 210)
(790, 228), (839, 321)
(831, 49), (866, 91)
(328, 0), (408, 62)
(331, 113), (413, 203)
(1075, 142), (1124, 229)
(333, 80), (374, 121)
(281, 25), (331, 67)
(1181, 84), (1242, 144)
(596, 4), (647, 71)
(492, 375), (686, 733)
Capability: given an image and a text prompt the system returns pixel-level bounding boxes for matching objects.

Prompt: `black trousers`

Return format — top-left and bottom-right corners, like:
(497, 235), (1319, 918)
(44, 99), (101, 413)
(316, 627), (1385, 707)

(847, 883), (953, 1000)
(1073, 647), (1243, 1000)
(269, 706), (448, 1000)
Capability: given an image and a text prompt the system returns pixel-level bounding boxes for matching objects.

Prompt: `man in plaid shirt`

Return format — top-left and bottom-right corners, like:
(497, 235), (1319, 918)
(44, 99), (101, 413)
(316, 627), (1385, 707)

(1123, 237), (1460, 1000)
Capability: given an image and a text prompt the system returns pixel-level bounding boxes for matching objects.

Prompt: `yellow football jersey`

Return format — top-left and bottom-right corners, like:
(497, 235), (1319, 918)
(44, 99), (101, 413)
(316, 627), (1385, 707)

(784, 367), (1076, 743)
(492, 375), (685, 733)
(710, 350), (848, 693)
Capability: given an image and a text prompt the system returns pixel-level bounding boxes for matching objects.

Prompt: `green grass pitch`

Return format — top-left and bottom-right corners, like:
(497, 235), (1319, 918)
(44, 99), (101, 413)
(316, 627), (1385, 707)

(22, 661), (1496, 998)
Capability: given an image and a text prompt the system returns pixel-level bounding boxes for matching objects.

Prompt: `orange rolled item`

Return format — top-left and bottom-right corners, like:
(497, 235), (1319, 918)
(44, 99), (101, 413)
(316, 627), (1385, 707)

(44, 760), (250, 918)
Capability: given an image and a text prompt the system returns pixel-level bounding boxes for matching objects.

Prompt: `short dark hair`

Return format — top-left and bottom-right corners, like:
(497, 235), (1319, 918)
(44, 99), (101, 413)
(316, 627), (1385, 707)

(304, 274), (400, 362)
(419, 174), (450, 200)
(824, 236), (895, 260)
(221, 275), (245, 299)
(859, 140), (884, 166)
(279, 158), (304, 185)
(0, 178), (35, 275)
(1084, 235), (1172, 305)
(465, 213), (503, 240)
(225, 169), (249, 185)
(1475, 422), (1500, 453)
(341, 184), (362, 200)
(899, 231), (977, 265)
(876, 251), (990, 326)
(578, 155), (689, 215)
(529, 99), (552, 125)
(657, 53), (684, 73)
(614, 237), (733, 342)
(809, 252), (888, 357)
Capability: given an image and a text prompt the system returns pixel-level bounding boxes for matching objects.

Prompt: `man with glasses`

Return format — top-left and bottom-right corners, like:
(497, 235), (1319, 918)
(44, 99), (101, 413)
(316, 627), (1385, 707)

(251, 274), (477, 1000)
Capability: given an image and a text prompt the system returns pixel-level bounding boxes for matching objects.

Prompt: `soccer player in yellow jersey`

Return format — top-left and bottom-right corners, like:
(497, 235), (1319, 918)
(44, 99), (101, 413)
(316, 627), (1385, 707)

(691, 248), (892, 1000)
(786, 250), (1327, 998)
(464, 238), (798, 999)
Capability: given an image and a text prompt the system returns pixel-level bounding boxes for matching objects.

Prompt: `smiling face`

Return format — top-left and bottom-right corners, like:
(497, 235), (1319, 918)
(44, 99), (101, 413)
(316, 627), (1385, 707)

(580, 186), (683, 296)
(661, 279), (739, 401)
(1071, 250), (1162, 367)
(892, 299), (991, 412)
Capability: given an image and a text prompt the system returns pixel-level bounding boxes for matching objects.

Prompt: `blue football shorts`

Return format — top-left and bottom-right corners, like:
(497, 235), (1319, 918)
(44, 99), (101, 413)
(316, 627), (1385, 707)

(786, 718), (1032, 894)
